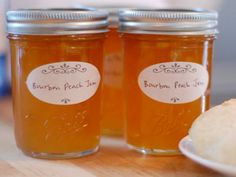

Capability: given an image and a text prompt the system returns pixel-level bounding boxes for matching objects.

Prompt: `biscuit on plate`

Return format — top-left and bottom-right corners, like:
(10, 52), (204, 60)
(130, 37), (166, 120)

(189, 99), (236, 166)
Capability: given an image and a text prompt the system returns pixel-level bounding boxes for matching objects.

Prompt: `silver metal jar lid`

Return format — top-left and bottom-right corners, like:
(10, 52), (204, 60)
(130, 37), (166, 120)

(119, 9), (218, 35)
(100, 7), (124, 28)
(7, 8), (109, 35)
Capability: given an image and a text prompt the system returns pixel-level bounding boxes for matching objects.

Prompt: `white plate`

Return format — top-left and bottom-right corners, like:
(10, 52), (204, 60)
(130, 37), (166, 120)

(179, 136), (236, 177)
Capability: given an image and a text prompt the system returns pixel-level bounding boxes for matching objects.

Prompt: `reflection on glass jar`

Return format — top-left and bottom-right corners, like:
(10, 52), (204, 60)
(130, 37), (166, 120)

(7, 9), (108, 159)
(119, 9), (218, 155)
(101, 8), (124, 136)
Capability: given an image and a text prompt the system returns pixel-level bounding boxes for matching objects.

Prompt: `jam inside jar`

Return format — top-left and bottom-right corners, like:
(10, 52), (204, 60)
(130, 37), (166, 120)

(119, 9), (218, 155)
(101, 8), (124, 136)
(7, 9), (108, 159)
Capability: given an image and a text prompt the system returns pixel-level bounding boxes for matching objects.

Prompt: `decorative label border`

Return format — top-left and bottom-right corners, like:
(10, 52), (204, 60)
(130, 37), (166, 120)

(42, 63), (87, 74)
(153, 63), (197, 74)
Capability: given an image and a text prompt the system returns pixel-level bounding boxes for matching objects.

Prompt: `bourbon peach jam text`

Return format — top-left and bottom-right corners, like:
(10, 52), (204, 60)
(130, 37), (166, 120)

(32, 80), (97, 91)
(143, 79), (205, 89)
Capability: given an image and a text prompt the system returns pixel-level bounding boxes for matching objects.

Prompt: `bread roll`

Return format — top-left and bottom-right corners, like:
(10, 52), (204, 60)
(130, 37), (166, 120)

(189, 99), (236, 165)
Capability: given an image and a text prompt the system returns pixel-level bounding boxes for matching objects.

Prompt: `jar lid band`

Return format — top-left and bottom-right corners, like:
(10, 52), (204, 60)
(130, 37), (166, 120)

(99, 7), (124, 28)
(7, 8), (109, 35)
(119, 9), (218, 35)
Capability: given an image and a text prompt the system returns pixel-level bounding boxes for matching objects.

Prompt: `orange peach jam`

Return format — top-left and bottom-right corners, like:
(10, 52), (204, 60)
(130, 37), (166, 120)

(7, 9), (108, 159)
(102, 27), (124, 136)
(119, 9), (218, 154)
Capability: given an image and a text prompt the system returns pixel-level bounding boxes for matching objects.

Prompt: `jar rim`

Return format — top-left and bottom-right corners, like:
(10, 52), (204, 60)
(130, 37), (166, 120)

(119, 8), (218, 35)
(7, 8), (109, 35)
(99, 7), (127, 28)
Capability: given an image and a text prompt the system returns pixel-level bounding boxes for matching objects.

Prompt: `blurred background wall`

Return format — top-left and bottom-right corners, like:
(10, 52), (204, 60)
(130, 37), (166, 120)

(212, 1), (236, 105)
(9, 0), (222, 9)
(1, 0), (235, 105)
(0, 0), (9, 97)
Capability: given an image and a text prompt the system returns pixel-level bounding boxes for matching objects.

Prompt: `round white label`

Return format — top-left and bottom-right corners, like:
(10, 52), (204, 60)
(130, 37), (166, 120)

(138, 62), (209, 104)
(26, 61), (101, 105)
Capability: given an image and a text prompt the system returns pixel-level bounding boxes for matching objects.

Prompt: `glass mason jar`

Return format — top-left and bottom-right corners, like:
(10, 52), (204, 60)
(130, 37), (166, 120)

(119, 9), (218, 155)
(101, 8), (124, 136)
(7, 9), (108, 159)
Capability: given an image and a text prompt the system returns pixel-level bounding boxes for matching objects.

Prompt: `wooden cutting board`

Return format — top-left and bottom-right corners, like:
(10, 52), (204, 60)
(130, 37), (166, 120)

(0, 98), (223, 177)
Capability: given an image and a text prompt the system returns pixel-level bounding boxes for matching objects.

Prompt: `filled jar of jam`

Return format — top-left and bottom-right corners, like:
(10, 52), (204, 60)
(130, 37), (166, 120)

(119, 9), (218, 155)
(101, 8), (124, 136)
(7, 9), (108, 159)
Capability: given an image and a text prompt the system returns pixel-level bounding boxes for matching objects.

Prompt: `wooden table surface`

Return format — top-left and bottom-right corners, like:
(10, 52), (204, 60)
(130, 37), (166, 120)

(0, 97), (223, 177)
